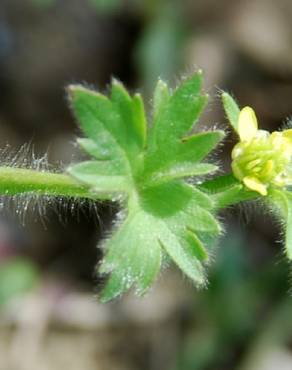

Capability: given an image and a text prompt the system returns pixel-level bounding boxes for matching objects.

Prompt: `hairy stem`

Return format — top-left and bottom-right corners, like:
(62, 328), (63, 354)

(0, 166), (93, 199)
(0, 166), (259, 208)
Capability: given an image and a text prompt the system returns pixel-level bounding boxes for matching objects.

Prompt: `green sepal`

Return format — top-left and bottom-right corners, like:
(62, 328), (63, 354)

(222, 92), (240, 133)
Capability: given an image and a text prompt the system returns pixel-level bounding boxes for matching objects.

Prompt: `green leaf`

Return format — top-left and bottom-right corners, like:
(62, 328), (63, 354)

(269, 189), (292, 260)
(222, 92), (240, 133)
(66, 75), (224, 301)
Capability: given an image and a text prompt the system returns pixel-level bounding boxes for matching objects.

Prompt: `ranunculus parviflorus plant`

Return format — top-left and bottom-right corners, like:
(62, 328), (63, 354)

(0, 71), (291, 301)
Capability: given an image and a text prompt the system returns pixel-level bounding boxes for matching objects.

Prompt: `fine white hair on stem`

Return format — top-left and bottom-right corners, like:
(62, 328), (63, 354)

(0, 190), (106, 230)
(0, 143), (50, 172)
(0, 143), (107, 229)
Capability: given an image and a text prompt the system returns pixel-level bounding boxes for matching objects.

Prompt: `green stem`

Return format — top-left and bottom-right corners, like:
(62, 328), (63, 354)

(0, 166), (93, 199)
(0, 166), (259, 208)
(199, 173), (259, 209)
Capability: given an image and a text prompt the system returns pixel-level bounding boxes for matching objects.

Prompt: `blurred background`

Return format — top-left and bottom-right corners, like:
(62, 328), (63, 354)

(0, 0), (292, 369)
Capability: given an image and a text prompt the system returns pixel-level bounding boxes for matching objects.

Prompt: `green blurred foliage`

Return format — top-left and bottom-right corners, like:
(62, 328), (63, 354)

(31, 0), (122, 12)
(89, 0), (122, 13)
(30, 0), (55, 8)
(174, 225), (290, 370)
(0, 258), (39, 305)
(136, 14), (186, 93)
(135, 1), (188, 93)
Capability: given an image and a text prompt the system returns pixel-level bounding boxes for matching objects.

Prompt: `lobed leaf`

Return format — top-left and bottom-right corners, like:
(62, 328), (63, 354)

(67, 74), (224, 301)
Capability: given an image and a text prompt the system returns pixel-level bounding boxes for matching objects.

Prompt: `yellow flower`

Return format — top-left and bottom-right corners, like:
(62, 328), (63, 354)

(231, 107), (292, 196)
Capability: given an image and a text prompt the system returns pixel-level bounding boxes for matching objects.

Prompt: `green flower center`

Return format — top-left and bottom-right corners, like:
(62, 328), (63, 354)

(232, 130), (292, 188)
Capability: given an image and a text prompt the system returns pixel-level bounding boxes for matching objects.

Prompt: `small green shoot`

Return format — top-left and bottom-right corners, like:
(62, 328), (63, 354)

(1, 75), (292, 302)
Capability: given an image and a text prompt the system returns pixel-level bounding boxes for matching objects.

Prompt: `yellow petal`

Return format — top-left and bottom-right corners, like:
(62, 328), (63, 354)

(243, 176), (267, 196)
(246, 159), (261, 170)
(261, 159), (274, 177)
(238, 107), (258, 142)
